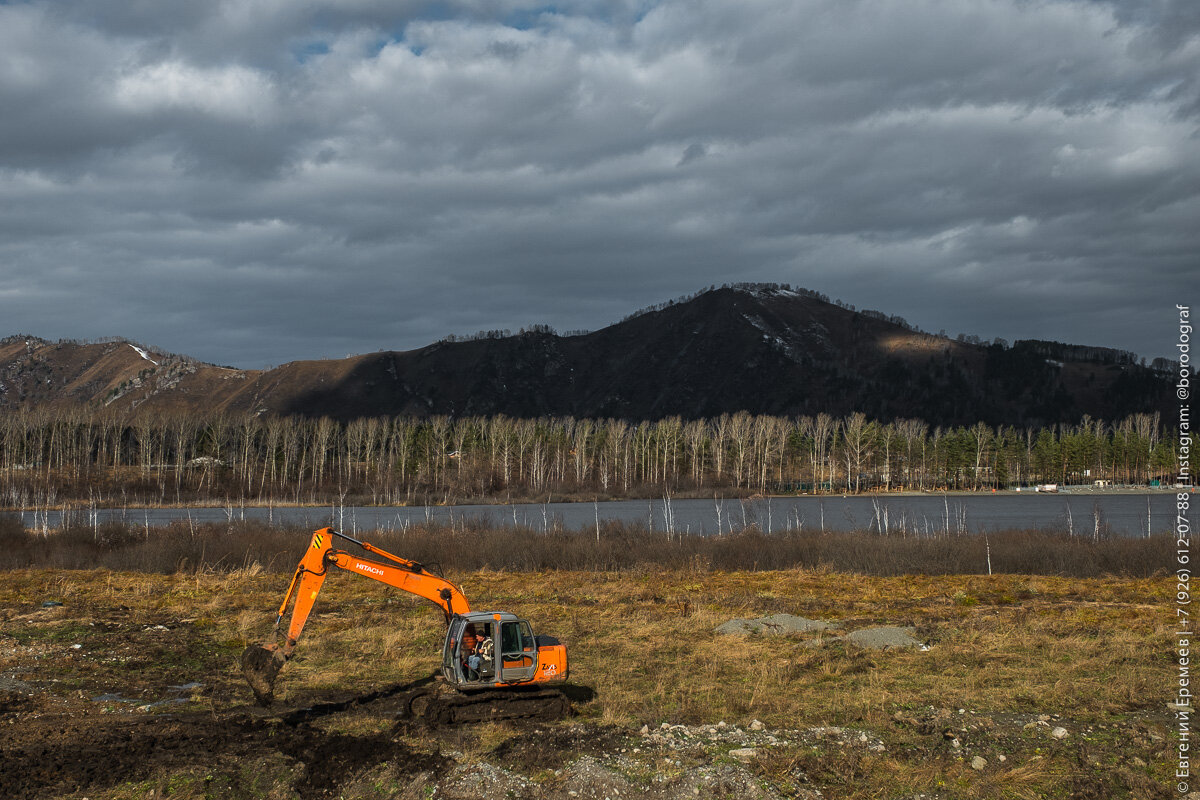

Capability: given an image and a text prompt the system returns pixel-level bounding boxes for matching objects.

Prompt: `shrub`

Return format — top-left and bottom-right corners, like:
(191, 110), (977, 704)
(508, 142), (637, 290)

(0, 518), (1171, 578)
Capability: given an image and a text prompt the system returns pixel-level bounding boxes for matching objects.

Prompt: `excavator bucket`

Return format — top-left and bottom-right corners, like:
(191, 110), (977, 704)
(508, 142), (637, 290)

(241, 644), (287, 706)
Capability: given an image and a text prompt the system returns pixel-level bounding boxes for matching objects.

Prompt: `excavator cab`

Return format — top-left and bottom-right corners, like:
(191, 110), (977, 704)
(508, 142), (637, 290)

(444, 612), (543, 687)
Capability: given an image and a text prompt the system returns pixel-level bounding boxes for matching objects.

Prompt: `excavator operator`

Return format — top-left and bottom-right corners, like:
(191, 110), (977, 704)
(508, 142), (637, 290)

(461, 623), (481, 679)
(461, 622), (497, 680)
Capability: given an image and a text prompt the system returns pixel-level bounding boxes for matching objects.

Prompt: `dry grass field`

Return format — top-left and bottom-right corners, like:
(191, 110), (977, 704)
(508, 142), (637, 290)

(0, 559), (1173, 799)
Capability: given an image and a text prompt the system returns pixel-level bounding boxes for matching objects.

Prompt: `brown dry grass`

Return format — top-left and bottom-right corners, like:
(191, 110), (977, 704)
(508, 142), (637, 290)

(0, 567), (1165, 725)
(0, 566), (1171, 799)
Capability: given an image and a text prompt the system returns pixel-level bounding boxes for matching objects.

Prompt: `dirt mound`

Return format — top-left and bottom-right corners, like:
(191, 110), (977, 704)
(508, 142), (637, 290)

(715, 615), (928, 651)
(843, 626), (926, 650)
(714, 613), (832, 635)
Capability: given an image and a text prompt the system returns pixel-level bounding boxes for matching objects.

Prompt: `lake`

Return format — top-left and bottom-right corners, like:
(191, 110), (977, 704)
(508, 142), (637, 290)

(18, 491), (1180, 537)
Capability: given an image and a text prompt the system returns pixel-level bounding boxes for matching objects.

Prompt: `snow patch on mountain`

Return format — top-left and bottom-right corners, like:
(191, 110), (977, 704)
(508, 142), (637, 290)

(129, 344), (159, 366)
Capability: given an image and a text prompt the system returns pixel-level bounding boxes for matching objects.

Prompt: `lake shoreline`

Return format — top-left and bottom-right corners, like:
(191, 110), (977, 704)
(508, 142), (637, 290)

(3, 484), (1183, 514)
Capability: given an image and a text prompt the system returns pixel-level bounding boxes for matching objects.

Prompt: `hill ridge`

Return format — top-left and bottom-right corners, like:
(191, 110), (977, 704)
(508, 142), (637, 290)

(0, 285), (1173, 427)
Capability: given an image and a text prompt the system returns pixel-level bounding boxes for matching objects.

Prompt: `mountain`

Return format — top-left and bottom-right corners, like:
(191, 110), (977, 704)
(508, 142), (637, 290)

(0, 286), (1173, 426)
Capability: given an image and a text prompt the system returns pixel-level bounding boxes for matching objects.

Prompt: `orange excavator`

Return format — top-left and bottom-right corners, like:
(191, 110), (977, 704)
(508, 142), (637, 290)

(241, 527), (570, 725)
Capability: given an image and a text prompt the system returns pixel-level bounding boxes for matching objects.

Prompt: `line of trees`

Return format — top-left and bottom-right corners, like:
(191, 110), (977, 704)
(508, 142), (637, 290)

(0, 408), (1183, 508)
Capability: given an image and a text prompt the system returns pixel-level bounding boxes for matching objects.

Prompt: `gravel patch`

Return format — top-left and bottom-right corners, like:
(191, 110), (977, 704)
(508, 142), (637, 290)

(436, 762), (537, 799)
(0, 675), (32, 692)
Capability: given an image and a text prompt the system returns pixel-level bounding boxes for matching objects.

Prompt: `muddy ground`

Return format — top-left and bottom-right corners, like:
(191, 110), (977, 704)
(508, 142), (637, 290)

(0, 574), (1175, 800)
(0, 685), (1174, 800)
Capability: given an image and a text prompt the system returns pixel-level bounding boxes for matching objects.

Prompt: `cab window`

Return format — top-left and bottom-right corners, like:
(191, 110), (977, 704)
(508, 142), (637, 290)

(501, 621), (522, 655)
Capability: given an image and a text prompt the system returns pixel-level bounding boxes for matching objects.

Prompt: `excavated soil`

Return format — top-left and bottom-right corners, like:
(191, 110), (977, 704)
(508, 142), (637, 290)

(1, 712), (447, 800)
(488, 723), (630, 772)
(241, 643), (286, 705)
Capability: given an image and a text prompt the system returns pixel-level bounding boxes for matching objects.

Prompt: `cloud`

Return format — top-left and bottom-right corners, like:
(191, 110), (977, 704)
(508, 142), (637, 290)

(113, 62), (277, 121)
(0, 0), (1195, 368)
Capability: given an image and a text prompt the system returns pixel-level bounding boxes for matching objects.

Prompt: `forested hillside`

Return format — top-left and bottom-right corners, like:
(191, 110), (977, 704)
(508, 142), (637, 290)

(1, 285), (1175, 428)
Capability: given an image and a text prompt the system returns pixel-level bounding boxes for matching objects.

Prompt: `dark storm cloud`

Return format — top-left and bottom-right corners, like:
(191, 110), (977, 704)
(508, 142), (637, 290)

(0, 0), (1195, 367)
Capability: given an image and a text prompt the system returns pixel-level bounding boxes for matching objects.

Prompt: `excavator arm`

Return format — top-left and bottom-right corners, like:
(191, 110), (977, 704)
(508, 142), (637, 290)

(271, 527), (470, 653)
(242, 527), (470, 705)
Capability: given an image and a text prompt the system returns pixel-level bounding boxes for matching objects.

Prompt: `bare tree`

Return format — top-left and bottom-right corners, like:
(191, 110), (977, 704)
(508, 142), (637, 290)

(572, 418), (593, 487)
(841, 413), (875, 493)
(683, 419), (708, 487)
(727, 411), (754, 488)
(970, 421), (992, 490)
(812, 413), (836, 493)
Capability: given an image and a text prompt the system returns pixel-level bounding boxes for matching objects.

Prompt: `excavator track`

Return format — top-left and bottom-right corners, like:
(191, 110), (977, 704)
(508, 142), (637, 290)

(402, 686), (570, 728)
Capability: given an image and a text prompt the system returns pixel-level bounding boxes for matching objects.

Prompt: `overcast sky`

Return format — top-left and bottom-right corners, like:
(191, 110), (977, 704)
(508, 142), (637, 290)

(1, 0), (1196, 368)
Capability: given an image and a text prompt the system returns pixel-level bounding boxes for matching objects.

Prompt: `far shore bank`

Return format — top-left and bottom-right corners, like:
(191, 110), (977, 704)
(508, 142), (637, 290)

(3, 484), (1185, 513)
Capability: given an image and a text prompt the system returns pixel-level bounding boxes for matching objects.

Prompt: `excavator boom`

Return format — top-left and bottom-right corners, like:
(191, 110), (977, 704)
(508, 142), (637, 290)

(272, 528), (469, 650)
(242, 528), (470, 704)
